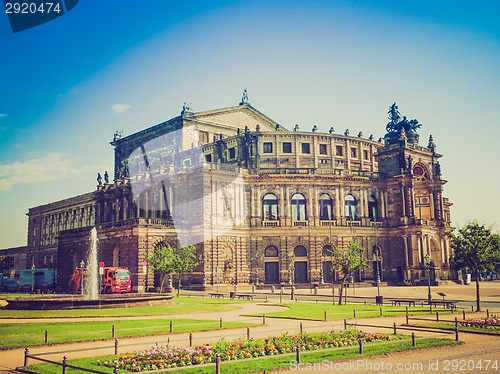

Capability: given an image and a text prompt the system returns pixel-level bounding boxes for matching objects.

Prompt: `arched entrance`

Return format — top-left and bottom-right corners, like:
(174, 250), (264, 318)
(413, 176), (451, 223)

(264, 246), (279, 284)
(322, 245), (334, 284)
(293, 245), (308, 283)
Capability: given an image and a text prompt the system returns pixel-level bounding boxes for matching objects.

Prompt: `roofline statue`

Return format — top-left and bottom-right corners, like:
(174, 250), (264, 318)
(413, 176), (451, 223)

(386, 102), (422, 134)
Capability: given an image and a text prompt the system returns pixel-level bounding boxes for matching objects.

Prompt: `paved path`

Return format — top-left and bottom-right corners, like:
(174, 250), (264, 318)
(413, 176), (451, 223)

(1, 282), (499, 373)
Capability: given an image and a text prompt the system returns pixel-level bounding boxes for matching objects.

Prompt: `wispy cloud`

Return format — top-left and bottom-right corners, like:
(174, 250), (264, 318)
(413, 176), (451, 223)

(0, 153), (79, 192)
(0, 113), (6, 118)
(111, 103), (131, 114)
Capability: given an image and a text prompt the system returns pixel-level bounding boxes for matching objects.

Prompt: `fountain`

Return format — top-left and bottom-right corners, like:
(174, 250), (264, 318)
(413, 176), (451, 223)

(84, 227), (99, 300)
(5, 227), (173, 310)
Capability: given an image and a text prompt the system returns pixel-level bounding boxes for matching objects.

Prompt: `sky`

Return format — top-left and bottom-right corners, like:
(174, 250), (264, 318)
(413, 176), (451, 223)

(1, 0), (499, 248)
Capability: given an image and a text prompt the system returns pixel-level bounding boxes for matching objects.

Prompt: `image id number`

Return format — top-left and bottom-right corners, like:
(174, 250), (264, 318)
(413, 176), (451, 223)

(443, 360), (498, 371)
(5, 2), (62, 14)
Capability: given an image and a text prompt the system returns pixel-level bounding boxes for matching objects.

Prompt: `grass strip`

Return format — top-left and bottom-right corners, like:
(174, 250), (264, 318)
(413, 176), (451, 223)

(23, 337), (457, 374)
(245, 302), (452, 321)
(0, 318), (254, 350)
(419, 322), (500, 335)
(0, 296), (251, 319)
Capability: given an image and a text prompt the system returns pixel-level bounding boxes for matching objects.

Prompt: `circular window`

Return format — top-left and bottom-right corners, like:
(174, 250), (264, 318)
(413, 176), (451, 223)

(413, 166), (424, 176)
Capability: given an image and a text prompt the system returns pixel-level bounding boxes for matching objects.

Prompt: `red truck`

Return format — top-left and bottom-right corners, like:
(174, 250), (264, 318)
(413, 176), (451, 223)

(70, 267), (132, 294)
(100, 267), (131, 294)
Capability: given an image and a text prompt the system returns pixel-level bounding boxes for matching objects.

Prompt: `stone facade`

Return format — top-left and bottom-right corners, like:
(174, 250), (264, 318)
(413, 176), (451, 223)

(23, 99), (454, 291)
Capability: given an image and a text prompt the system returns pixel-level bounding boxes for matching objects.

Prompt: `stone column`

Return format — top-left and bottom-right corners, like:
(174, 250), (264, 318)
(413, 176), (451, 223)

(251, 184), (255, 219)
(286, 186), (291, 222)
(256, 187), (262, 221)
(403, 236), (409, 268)
(401, 185), (406, 217)
(417, 234), (423, 265)
(429, 188), (435, 220)
(409, 184), (415, 217)
(340, 186), (345, 218)
(363, 188), (368, 218)
(335, 187), (340, 219)
(280, 185), (285, 222)
(380, 190), (386, 219)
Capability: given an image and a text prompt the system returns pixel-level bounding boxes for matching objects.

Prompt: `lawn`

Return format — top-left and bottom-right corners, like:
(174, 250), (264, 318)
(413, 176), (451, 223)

(0, 293), (46, 300)
(23, 336), (458, 373)
(422, 321), (500, 335)
(0, 296), (251, 318)
(0, 318), (254, 350)
(245, 302), (451, 320)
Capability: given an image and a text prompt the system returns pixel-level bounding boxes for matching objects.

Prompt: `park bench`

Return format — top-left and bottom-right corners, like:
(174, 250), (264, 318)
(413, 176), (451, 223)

(389, 298), (418, 307)
(430, 300), (458, 309)
(210, 293), (225, 299)
(236, 294), (254, 300)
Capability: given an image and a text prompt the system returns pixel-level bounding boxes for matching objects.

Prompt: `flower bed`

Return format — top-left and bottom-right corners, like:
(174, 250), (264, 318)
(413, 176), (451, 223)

(459, 316), (500, 330)
(98, 329), (402, 372)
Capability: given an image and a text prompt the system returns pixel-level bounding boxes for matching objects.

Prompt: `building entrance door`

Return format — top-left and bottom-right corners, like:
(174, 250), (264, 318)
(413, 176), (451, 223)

(294, 261), (308, 283)
(323, 261), (333, 283)
(265, 262), (279, 284)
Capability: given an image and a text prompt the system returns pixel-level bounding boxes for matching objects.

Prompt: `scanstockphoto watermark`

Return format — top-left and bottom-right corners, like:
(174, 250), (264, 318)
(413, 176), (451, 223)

(126, 125), (248, 248)
(3, 0), (79, 33)
(290, 359), (499, 371)
(290, 360), (423, 372)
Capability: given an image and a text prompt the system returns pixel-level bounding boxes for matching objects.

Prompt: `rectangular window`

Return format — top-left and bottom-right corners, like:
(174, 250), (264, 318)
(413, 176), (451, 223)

(282, 142), (292, 153)
(351, 148), (357, 158)
(319, 144), (327, 155)
(336, 146), (343, 156)
(363, 150), (369, 160)
(205, 154), (212, 162)
(263, 142), (273, 153)
(302, 143), (310, 154)
(199, 131), (209, 143)
(229, 147), (236, 159)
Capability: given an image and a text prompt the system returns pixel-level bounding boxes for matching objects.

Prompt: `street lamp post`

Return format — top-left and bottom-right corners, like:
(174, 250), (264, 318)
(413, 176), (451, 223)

(80, 260), (85, 295)
(289, 255), (295, 300)
(31, 263), (35, 294)
(215, 266), (219, 294)
(424, 254), (432, 310)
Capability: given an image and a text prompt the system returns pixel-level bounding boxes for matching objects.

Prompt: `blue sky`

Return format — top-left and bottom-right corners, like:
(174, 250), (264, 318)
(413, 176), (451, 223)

(1, 0), (499, 247)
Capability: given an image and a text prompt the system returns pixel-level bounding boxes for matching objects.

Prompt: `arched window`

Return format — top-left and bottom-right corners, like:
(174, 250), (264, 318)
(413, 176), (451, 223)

(322, 245), (333, 257)
(368, 196), (378, 221)
(294, 245), (307, 257)
(291, 193), (307, 221)
(264, 246), (279, 284)
(345, 194), (357, 221)
(262, 193), (278, 220)
(413, 164), (429, 180)
(265, 246), (278, 257)
(319, 194), (333, 220)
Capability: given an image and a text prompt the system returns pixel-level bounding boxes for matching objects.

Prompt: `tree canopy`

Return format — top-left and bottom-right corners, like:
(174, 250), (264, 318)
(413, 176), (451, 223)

(146, 243), (198, 294)
(447, 220), (500, 311)
(329, 239), (369, 305)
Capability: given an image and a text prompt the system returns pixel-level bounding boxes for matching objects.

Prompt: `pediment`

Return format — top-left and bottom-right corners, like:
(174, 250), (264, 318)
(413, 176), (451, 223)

(184, 105), (286, 133)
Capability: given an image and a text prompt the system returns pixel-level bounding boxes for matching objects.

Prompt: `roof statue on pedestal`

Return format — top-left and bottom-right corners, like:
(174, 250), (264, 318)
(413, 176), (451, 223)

(181, 102), (193, 116)
(239, 89), (250, 105)
(386, 102), (421, 134)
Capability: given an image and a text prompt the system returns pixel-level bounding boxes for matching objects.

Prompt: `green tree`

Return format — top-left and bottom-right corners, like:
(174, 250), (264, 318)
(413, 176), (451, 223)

(146, 244), (198, 295)
(447, 221), (500, 312)
(172, 245), (198, 297)
(145, 243), (176, 293)
(329, 239), (369, 305)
